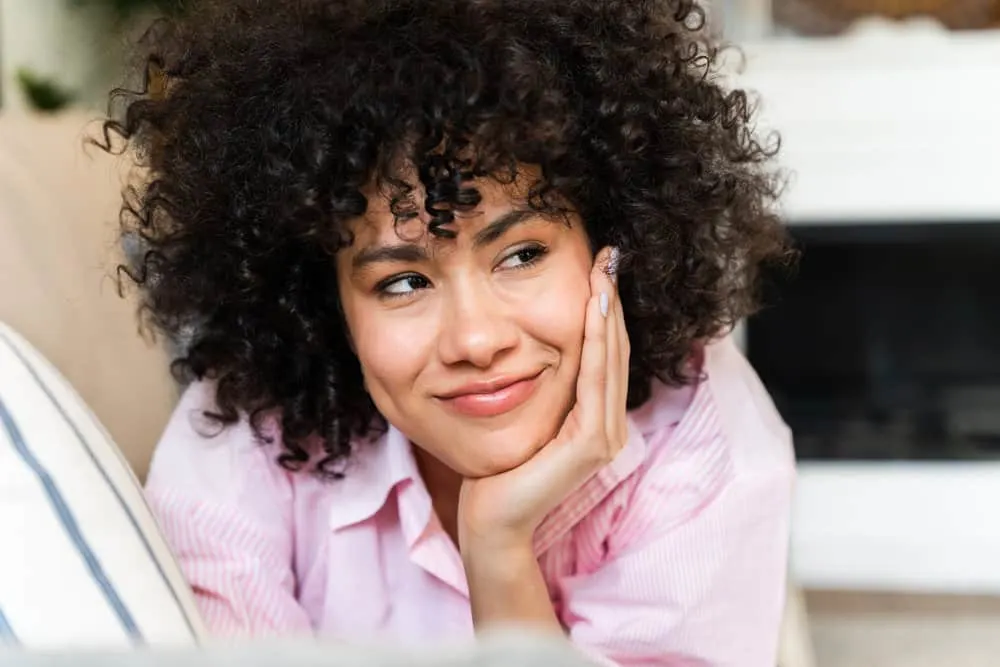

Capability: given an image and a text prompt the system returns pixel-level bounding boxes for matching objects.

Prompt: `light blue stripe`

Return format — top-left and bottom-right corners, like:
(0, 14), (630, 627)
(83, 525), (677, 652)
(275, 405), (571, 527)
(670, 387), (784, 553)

(0, 329), (197, 640)
(0, 395), (143, 644)
(0, 605), (18, 645)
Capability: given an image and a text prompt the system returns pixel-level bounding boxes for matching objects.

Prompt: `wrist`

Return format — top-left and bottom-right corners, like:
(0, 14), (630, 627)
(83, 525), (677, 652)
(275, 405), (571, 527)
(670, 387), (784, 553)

(460, 530), (535, 569)
(462, 537), (561, 635)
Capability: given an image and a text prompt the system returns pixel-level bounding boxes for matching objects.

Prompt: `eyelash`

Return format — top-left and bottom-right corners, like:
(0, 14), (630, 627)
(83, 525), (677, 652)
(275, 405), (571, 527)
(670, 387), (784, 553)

(374, 243), (549, 300)
(502, 243), (548, 271)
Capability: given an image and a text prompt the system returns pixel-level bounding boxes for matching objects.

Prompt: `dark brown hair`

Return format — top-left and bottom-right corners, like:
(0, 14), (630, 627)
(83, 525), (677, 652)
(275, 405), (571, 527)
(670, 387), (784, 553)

(99, 0), (794, 476)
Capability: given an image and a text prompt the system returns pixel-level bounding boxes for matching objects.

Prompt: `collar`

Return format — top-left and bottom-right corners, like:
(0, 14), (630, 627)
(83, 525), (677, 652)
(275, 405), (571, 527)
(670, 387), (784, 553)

(326, 377), (697, 542)
(326, 424), (420, 532)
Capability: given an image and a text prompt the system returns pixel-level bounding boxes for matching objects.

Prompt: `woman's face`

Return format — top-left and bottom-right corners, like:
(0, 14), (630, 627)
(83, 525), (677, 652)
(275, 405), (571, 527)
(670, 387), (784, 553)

(336, 174), (593, 478)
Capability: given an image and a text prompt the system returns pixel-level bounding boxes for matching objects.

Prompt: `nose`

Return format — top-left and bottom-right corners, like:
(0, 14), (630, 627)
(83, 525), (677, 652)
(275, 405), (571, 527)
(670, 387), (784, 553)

(437, 278), (519, 369)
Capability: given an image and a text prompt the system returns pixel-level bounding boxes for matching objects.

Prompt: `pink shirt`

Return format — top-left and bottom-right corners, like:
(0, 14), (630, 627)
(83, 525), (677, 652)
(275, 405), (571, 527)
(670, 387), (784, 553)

(144, 336), (794, 665)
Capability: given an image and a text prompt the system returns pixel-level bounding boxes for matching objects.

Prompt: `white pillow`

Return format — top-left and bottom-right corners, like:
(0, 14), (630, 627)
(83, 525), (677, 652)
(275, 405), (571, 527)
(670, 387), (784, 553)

(0, 321), (206, 649)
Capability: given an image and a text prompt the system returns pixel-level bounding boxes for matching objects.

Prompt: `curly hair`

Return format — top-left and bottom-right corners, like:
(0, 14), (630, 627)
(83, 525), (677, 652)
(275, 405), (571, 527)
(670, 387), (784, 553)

(98, 0), (793, 477)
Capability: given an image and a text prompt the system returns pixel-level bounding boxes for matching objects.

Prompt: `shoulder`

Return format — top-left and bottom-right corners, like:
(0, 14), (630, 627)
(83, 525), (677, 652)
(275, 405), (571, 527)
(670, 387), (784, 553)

(633, 335), (790, 453)
(607, 335), (795, 550)
(632, 334), (793, 479)
(144, 380), (296, 509)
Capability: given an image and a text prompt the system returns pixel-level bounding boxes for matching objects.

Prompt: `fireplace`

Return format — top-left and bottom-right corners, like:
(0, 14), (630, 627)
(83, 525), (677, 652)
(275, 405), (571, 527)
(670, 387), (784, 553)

(749, 221), (1000, 463)
(743, 221), (1000, 592)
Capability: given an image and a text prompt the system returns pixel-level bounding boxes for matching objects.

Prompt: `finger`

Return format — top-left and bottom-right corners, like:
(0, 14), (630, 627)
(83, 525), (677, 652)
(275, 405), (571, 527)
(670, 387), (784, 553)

(613, 330), (630, 449)
(602, 250), (624, 451)
(615, 301), (630, 449)
(605, 248), (629, 454)
(609, 250), (630, 374)
(599, 245), (628, 373)
(610, 250), (630, 448)
(577, 248), (612, 435)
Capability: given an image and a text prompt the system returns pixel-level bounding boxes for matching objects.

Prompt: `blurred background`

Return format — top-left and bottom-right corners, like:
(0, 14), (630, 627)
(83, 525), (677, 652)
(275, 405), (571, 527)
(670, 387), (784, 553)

(2, 1), (1000, 665)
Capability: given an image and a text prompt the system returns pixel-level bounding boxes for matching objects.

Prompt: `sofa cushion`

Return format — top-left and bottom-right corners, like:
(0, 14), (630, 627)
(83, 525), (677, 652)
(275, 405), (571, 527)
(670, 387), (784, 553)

(0, 111), (177, 478)
(0, 321), (205, 648)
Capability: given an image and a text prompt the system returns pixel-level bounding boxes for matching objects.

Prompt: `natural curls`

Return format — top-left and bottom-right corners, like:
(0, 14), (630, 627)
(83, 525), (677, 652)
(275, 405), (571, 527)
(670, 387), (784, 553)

(96, 0), (795, 478)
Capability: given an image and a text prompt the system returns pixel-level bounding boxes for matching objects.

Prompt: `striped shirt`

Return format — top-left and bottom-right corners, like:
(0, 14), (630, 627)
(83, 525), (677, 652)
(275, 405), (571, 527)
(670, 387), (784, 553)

(144, 336), (794, 665)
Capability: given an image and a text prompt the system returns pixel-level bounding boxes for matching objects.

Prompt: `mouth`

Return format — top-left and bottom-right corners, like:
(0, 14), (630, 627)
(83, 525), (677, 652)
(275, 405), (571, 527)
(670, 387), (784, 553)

(436, 370), (545, 418)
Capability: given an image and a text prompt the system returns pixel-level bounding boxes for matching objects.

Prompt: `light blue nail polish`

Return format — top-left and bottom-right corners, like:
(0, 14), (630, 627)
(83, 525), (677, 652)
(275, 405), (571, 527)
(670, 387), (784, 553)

(600, 292), (609, 317)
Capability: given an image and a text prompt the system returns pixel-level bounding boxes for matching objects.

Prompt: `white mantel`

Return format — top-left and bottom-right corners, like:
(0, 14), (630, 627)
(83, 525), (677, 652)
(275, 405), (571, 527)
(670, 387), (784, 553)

(732, 24), (1000, 224)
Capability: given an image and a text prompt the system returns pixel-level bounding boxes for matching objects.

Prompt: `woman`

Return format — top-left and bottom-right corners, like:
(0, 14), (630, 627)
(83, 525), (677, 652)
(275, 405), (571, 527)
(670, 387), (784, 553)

(102, 0), (797, 664)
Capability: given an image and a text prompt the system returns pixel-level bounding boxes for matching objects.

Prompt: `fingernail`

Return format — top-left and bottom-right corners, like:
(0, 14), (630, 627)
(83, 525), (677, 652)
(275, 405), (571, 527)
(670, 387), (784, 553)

(606, 246), (620, 283)
(600, 292), (609, 317)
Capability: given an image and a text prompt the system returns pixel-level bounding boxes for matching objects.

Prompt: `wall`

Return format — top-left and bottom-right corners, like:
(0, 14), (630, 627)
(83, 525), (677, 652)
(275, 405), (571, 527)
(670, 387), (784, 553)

(0, 0), (125, 112)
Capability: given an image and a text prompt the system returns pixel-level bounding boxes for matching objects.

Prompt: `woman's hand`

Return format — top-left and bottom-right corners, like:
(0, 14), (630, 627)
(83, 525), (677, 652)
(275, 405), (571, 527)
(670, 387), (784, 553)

(457, 246), (630, 554)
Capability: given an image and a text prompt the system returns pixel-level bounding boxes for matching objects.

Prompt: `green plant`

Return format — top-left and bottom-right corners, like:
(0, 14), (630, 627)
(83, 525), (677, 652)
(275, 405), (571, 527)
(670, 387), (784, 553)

(14, 0), (192, 112)
(16, 69), (77, 112)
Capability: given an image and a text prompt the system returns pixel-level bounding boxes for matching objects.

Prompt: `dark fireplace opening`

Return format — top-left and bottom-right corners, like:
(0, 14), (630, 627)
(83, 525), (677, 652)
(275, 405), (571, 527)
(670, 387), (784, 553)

(747, 222), (1000, 461)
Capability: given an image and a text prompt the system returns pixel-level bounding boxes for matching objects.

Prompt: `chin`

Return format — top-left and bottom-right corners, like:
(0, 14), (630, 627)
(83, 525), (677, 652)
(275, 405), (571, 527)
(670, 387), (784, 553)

(459, 421), (558, 478)
(470, 391), (572, 476)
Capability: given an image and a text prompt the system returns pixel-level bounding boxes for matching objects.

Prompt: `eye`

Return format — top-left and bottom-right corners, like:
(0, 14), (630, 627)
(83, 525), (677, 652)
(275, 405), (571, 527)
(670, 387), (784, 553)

(497, 244), (548, 271)
(377, 273), (431, 298)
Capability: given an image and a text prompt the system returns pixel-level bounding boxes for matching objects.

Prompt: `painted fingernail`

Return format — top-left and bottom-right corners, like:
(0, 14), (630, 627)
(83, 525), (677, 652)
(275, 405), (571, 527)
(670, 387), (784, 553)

(606, 246), (620, 283)
(600, 291), (609, 317)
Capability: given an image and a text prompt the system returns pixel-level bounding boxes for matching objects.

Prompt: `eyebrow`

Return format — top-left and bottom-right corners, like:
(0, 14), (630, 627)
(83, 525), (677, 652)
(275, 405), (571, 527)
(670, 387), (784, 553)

(351, 243), (428, 272)
(350, 209), (537, 272)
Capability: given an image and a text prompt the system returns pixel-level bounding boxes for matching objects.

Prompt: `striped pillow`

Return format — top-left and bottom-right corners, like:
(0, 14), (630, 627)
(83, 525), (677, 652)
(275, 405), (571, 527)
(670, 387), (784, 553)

(0, 322), (206, 648)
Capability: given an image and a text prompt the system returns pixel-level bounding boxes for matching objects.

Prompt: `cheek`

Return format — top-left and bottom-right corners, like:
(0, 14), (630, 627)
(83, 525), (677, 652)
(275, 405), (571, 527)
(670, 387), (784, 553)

(346, 308), (430, 395)
(520, 269), (590, 358)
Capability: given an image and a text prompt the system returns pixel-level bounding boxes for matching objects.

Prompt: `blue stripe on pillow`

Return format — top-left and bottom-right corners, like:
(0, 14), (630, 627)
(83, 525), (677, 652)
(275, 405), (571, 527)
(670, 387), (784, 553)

(0, 329), (197, 640)
(0, 396), (143, 644)
(0, 605), (18, 644)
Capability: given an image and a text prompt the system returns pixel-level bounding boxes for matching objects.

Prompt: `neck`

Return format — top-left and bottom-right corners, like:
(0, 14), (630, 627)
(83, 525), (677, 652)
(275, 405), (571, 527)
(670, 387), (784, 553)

(411, 445), (463, 546)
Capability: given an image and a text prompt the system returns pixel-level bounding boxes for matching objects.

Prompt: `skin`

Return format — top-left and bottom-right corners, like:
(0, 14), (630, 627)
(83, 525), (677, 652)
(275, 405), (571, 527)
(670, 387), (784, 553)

(336, 170), (630, 634)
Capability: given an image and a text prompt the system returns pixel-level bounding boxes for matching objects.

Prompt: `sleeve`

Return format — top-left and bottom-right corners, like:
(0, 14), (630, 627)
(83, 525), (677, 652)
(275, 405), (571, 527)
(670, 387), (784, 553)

(143, 381), (314, 637)
(559, 432), (795, 667)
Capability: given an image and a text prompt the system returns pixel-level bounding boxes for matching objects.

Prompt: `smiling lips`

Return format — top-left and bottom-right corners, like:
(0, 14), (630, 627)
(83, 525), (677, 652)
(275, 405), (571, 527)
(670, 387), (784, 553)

(438, 371), (543, 418)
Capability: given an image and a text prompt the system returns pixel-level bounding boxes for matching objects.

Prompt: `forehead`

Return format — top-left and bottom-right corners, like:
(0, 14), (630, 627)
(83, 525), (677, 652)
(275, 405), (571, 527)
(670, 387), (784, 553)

(348, 172), (535, 247)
